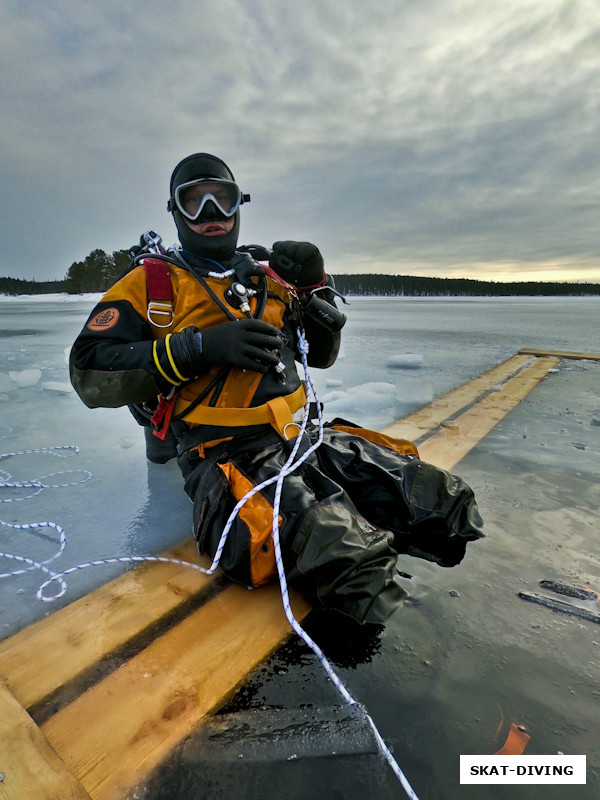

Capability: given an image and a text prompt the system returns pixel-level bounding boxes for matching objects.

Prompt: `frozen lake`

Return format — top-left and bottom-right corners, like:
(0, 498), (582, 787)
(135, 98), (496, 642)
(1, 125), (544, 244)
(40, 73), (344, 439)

(1, 292), (599, 799)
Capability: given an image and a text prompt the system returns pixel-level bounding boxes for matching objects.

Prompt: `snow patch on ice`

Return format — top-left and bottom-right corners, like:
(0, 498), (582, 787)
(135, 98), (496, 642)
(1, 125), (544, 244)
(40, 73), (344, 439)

(0, 293), (103, 303)
(320, 376), (436, 428)
(386, 353), (424, 369)
(41, 381), (74, 394)
(8, 368), (42, 387)
(322, 382), (398, 427)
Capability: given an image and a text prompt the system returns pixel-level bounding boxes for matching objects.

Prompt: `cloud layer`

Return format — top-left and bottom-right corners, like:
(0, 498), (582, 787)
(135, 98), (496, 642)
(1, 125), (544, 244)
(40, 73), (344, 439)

(1, 0), (599, 282)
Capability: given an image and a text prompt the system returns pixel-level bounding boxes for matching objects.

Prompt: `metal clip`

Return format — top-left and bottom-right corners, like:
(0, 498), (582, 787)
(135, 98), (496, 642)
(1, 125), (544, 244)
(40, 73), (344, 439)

(147, 301), (174, 328)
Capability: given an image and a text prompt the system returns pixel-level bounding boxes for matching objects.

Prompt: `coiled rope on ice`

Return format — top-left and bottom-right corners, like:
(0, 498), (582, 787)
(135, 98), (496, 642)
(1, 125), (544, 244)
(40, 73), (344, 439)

(0, 444), (89, 593)
(0, 442), (214, 601)
(0, 335), (420, 799)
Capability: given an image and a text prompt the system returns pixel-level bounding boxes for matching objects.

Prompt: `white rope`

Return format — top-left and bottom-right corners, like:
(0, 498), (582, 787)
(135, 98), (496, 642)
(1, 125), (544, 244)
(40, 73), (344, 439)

(0, 443), (216, 602)
(0, 336), (420, 798)
(36, 554), (213, 602)
(268, 330), (421, 800)
(0, 446), (88, 584)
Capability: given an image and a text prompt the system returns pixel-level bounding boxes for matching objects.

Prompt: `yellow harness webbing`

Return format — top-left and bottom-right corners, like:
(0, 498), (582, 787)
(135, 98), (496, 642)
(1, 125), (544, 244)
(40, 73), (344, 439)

(174, 383), (307, 439)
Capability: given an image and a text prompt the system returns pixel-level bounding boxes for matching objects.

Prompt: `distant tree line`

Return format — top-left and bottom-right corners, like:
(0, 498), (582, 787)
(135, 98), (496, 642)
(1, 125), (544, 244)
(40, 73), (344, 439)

(2, 251), (600, 296)
(0, 276), (68, 295)
(333, 273), (600, 297)
(0, 248), (131, 295)
(61, 248), (131, 293)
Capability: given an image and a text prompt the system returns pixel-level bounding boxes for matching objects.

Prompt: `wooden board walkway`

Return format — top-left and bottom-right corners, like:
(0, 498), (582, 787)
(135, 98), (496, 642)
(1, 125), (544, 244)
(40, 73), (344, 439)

(0, 348), (597, 799)
(384, 354), (561, 471)
(518, 347), (600, 361)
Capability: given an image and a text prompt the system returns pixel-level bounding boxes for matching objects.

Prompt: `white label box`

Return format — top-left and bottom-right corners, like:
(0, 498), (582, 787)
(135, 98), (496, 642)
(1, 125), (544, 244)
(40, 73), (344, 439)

(460, 755), (586, 784)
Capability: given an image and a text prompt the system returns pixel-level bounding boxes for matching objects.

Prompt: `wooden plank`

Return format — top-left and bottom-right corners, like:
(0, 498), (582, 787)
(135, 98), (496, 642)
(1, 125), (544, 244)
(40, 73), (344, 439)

(41, 583), (310, 800)
(417, 356), (560, 471)
(382, 353), (532, 442)
(0, 540), (218, 712)
(0, 682), (91, 800)
(518, 348), (600, 361)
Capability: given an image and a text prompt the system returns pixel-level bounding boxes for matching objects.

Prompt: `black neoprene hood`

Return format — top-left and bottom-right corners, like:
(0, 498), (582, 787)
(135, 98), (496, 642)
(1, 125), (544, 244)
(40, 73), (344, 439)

(169, 152), (236, 191)
(169, 152), (242, 261)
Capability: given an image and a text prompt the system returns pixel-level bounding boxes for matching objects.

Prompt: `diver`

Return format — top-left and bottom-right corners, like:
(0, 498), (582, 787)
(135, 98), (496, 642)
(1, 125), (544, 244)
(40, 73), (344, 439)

(70, 152), (483, 625)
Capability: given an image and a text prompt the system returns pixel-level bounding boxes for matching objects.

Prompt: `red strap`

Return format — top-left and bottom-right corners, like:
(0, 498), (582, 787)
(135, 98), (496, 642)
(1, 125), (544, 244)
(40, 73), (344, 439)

(151, 395), (177, 440)
(295, 275), (327, 293)
(261, 262), (327, 294)
(260, 263), (293, 289)
(143, 258), (173, 301)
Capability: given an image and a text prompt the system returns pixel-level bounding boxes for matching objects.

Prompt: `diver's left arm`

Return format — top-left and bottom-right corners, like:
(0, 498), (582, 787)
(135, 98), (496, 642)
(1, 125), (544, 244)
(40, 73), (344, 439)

(268, 241), (346, 369)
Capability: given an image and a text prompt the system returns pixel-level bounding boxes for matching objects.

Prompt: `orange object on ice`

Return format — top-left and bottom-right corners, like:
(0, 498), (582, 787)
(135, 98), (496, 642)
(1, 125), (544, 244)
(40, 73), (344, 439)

(495, 722), (530, 755)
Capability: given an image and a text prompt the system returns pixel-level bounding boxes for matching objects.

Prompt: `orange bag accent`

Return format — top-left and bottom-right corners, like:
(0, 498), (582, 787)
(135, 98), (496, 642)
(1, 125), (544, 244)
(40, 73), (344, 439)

(495, 723), (530, 755)
(192, 437), (233, 458)
(217, 462), (280, 587)
(331, 424), (419, 458)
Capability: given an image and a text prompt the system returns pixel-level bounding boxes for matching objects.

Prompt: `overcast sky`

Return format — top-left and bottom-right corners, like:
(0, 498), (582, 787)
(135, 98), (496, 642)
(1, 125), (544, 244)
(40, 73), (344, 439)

(2, 0), (599, 283)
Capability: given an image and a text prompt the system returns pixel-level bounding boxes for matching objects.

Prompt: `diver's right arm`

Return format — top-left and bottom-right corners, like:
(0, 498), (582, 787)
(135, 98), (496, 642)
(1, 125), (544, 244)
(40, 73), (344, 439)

(70, 297), (176, 408)
(70, 293), (285, 409)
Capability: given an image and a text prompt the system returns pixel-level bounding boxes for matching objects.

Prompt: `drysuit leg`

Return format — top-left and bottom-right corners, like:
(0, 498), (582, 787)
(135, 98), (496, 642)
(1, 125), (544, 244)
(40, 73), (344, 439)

(275, 456), (407, 625)
(178, 438), (407, 626)
(315, 427), (484, 567)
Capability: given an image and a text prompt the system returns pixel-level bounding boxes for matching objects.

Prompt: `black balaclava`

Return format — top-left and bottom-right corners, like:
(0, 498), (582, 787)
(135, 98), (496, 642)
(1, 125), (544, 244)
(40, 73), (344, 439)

(168, 153), (243, 262)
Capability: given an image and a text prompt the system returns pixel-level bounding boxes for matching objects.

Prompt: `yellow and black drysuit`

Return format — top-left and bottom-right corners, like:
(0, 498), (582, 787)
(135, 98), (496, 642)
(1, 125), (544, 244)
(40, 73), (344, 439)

(70, 250), (483, 625)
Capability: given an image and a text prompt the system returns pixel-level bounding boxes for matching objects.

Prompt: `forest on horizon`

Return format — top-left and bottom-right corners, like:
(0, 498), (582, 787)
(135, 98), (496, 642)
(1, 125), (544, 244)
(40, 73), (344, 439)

(1, 247), (600, 297)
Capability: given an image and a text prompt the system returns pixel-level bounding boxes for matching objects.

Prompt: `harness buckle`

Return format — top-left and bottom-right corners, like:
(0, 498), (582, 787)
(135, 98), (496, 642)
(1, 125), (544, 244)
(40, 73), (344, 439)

(282, 421), (302, 441)
(147, 301), (174, 328)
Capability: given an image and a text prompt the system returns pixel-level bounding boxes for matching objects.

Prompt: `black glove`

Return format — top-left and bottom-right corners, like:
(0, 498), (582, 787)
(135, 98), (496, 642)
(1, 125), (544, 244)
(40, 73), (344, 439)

(166, 320), (284, 377)
(269, 241), (325, 289)
(227, 252), (265, 283)
(200, 319), (284, 372)
(237, 244), (271, 261)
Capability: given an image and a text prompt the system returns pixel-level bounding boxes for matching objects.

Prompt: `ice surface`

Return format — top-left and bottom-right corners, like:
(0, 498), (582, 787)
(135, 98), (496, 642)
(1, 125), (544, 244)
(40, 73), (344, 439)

(2, 292), (599, 799)
(305, 295), (600, 428)
(0, 374), (18, 394)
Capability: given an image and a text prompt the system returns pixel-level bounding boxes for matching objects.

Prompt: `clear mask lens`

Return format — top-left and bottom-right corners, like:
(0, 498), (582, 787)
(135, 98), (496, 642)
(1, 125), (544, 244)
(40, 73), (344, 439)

(175, 179), (242, 222)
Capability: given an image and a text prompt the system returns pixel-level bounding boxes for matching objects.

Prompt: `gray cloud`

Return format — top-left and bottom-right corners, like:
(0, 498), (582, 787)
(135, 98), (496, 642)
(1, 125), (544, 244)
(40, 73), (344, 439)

(1, 0), (599, 282)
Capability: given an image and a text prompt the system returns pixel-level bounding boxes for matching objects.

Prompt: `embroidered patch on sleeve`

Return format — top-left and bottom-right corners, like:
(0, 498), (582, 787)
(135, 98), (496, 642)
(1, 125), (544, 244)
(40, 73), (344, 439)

(87, 307), (120, 331)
